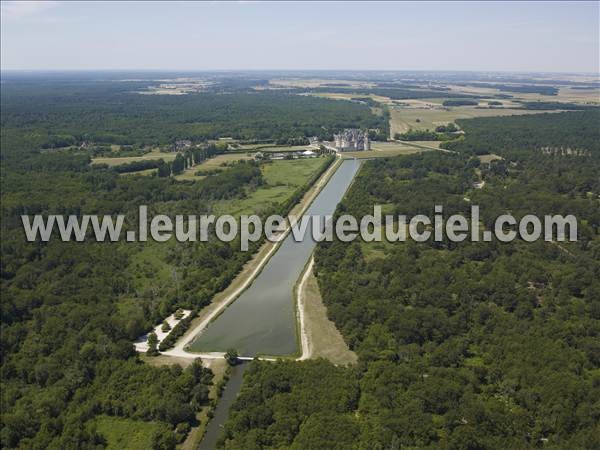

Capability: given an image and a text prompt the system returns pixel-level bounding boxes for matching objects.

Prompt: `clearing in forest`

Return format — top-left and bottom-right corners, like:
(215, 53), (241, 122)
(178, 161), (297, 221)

(91, 150), (177, 166)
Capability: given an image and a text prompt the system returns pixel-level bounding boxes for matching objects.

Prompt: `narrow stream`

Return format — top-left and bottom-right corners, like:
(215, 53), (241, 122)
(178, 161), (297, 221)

(198, 361), (248, 450)
(189, 159), (361, 357)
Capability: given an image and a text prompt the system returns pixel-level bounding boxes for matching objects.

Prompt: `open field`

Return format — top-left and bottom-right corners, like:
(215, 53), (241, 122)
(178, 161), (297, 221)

(444, 83), (600, 104)
(269, 78), (376, 89)
(298, 259), (357, 366)
(174, 169), (206, 181)
(91, 150), (177, 166)
(304, 89), (566, 138)
(119, 168), (158, 177)
(234, 144), (311, 153)
(258, 145), (311, 153)
(408, 140), (442, 148)
(340, 141), (427, 159)
(261, 158), (323, 185)
(556, 86), (600, 103)
(371, 140), (437, 151)
(299, 83), (597, 139)
(93, 416), (165, 450)
(304, 91), (393, 104)
(390, 106), (557, 132)
(235, 143), (278, 150)
(389, 108), (412, 135)
(478, 153), (504, 164)
(213, 157), (328, 216)
(140, 354), (199, 369)
(197, 153), (253, 170)
(175, 153), (253, 181)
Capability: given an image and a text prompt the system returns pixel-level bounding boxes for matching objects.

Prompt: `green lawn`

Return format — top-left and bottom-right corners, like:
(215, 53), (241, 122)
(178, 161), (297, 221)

(213, 157), (328, 216)
(119, 168), (158, 177)
(335, 141), (435, 160)
(175, 153), (253, 181)
(259, 145), (310, 153)
(94, 416), (166, 450)
(390, 106), (553, 132)
(127, 240), (179, 294)
(91, 150), (177, 166)
(261, 158), (323, 185)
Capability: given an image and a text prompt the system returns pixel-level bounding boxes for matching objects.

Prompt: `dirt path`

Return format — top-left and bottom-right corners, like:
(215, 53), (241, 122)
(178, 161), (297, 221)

(296, 259), (314, 360)
(397, 140), (457, 153)
(296, 257), (357, 365)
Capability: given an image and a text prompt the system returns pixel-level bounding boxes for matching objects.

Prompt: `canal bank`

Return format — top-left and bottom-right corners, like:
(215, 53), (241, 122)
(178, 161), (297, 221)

(160, 156), (342, 361)
(188, 158), (361, 357)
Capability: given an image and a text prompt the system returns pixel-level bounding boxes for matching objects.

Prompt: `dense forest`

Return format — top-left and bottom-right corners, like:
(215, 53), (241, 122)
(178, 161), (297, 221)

(0, 79), (387, 148)
(442, 110), (600, 161)
(219, 111), (600, 449)
(0, 157), (267, 448)
(0, 78), (357, 449)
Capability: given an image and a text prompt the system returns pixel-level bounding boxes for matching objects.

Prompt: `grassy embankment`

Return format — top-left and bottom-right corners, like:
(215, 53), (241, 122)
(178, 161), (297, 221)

(298, 260), (358, 366)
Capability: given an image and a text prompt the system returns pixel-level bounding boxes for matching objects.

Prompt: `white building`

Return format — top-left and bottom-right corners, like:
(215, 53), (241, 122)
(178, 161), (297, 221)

(333, 129), (370, 152)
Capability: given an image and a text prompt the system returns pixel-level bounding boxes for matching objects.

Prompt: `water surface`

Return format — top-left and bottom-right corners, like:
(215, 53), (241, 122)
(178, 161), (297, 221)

(189, 159), (360, 356)
(198, 362), (248, 450)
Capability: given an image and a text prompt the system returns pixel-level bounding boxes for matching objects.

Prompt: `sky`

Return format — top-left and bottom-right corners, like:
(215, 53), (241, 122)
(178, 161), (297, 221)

(1, 1), (598, 73)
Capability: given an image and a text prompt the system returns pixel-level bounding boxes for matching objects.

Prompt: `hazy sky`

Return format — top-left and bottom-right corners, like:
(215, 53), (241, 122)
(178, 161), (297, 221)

(1, 1), (598, 72)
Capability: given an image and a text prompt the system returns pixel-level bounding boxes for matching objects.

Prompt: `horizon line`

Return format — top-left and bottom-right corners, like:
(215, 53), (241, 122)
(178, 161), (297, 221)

(1, 68), (599, 76)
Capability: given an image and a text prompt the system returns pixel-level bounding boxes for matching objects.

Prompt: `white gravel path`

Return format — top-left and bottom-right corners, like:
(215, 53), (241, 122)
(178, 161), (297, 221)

(136, 156), (341, 362)
(295, 258), (314, 361)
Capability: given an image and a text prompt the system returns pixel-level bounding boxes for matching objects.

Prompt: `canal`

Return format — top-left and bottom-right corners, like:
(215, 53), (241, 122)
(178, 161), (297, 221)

(198, 361), (249, 450)
(188, 158), (361, 357)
